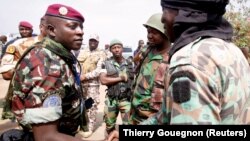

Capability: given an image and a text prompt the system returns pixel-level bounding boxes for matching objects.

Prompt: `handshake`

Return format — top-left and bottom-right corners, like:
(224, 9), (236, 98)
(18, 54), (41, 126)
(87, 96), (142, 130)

(119, 69), (128, 82)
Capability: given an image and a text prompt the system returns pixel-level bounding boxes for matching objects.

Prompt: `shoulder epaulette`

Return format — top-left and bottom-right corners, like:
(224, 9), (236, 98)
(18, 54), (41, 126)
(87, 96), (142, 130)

(6, 45), (16, 54)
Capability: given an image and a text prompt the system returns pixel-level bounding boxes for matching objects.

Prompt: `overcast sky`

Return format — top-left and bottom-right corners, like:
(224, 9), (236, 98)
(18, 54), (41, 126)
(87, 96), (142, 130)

(0, 0), (162, 49)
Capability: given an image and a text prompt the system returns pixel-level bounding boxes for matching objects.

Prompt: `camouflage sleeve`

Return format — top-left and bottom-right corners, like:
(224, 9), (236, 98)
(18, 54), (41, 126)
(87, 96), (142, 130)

(141, 44), (223, 125)
(139, 65), (171, 125)
(165, 39), (223, 124)
(166, 38), (250, 125)
(167, 64), (221, 124)
(0, 54), (16, 73)
(85, 56), (105, 80)
(139, 92), (169, 125)
(11, 48), (64, 125)
(141, 64), (220, 125)
(0, 45), (17, 73)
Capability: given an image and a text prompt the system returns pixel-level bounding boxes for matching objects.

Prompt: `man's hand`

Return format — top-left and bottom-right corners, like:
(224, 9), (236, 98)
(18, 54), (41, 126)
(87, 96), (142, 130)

(106, 130), (119, 141)
(80, 74), (86, 81)
(2, 69), (15, 80)
(119, 69), (128, 82)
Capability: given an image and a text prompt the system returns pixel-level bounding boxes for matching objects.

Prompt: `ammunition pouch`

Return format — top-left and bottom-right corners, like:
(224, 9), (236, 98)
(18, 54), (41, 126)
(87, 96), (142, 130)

(107, 85), (132, 101)
(117, 83), (132, 101)
(106, 85), (116, 99)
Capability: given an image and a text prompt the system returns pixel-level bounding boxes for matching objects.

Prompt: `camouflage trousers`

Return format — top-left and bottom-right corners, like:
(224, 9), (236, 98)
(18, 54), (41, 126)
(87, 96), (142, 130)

(1, 99), (15, 121)
(82, 85), (100, 131)
(104, 96), (131, 133)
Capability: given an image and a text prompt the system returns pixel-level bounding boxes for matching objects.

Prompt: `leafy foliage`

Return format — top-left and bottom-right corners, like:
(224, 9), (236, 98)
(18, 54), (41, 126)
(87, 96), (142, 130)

(224, 0), (250, 48)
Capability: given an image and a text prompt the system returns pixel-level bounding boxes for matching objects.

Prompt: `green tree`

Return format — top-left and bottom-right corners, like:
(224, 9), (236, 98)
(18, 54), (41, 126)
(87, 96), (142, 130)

(225, 0), (250, 48)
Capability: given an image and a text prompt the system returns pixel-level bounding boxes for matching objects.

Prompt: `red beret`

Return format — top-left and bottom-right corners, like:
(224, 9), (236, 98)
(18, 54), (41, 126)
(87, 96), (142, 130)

(19, 21), (33, 29)
(45, 4), (84, 23)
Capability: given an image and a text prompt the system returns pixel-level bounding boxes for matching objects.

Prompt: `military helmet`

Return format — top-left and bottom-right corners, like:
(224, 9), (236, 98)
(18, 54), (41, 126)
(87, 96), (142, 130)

(143, 13), (165, 35)
(110, 39), (123, 47)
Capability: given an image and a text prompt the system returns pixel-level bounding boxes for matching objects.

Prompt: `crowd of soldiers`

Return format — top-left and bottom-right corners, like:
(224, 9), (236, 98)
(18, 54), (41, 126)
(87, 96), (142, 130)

(0, 0), (250, 141)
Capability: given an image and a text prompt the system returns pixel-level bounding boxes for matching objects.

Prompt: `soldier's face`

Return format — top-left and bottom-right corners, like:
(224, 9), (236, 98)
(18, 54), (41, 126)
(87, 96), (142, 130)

(110, 44), (123, 58)
(89, 39), (99, 51)
(146, 27), (165, 46)
(51, 18), (84, 51)
(162, 7), (178, 43)
(19, 26), (33, 38)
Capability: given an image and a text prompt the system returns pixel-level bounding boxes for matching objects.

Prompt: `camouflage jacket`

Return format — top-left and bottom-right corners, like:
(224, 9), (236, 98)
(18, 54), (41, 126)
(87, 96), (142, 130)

(130, 46), (169, 124)
(11, 37), (86, 134)
(141, 37), (250, 125)
(77, 47), (107, 86)
(0, 35), (43, 73)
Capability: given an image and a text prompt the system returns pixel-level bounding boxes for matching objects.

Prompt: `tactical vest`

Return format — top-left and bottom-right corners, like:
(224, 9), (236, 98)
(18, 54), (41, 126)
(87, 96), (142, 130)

(105, 58), (134, 100)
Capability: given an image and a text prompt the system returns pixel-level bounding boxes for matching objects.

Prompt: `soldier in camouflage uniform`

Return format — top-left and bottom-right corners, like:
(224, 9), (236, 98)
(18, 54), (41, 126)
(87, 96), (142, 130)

(140, 0), (250, 125)
(107, 13), (171, 140)
(129, 13), (171, 125)
(99, 39), (134, 135)
(107, 1), (250, 140)
(77, 33), (107, 137)
(0, 17), (47, 120)
(0, 17), (47, 80)
(6, 4), (89, 141)
(1, 21), (34, 58)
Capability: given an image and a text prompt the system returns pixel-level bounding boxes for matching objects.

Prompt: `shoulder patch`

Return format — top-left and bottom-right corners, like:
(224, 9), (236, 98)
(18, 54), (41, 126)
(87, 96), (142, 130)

(173, 80), (191, 103)
(6, 45), (16, 54)
(43, 94), (62, 107)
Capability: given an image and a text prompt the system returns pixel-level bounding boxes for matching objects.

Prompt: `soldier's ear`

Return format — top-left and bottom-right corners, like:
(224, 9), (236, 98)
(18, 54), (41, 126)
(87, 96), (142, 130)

(46, 24), (56, 37)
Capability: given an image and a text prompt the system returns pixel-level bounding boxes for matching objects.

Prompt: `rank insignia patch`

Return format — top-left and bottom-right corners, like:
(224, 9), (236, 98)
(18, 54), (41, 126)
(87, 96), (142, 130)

(6, 45), (15, 54)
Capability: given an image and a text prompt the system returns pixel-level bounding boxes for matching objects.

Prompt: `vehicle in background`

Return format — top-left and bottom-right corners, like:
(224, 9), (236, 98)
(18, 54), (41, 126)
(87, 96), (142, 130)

(123, 46), (133, 59)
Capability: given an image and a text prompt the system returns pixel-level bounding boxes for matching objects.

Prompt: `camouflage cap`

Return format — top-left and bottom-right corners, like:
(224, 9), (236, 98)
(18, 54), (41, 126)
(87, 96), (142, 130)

(89, 34), (99, 42)
(110, 39), (123, 47)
